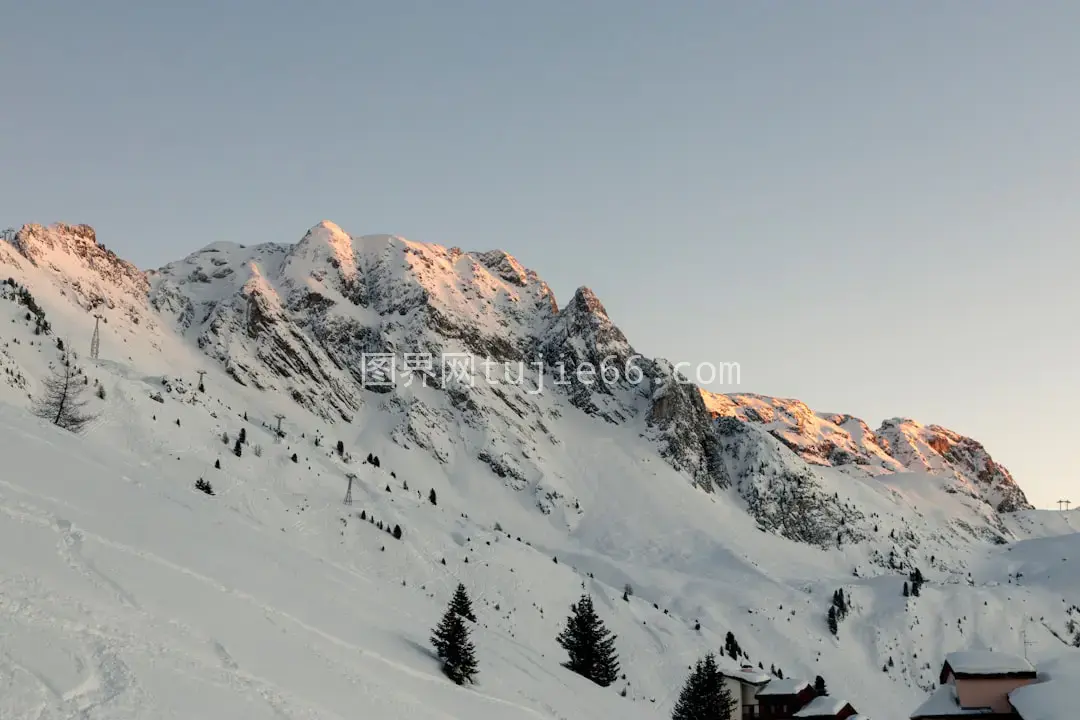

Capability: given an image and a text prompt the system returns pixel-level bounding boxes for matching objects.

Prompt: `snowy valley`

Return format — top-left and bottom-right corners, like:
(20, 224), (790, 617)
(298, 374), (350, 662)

(1, 221), (1078, 720)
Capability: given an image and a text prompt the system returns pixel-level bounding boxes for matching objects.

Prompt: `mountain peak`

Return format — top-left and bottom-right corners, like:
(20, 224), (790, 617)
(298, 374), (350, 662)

(292, 220), (357, 276)
(567, 286), (608, 319)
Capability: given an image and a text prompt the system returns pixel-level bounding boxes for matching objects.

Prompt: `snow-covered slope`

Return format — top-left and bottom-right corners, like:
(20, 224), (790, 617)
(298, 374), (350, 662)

(0, 221), (1070, 720)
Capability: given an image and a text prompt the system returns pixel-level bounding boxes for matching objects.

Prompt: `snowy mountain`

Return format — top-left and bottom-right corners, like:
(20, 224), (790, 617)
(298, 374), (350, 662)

(0, 221), (1074, 720)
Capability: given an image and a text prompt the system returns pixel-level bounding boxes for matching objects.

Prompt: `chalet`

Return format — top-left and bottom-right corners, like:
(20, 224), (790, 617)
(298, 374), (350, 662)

(910, 650), (1037, 719)
(793, 696), (859, 720)
(718, 664), (772, 718)
(754, 678), (817, 720)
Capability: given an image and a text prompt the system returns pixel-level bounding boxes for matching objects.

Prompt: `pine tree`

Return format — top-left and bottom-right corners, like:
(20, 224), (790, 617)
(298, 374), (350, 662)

(337, 440), (345, 457)
(827, 606), (838, 636)
(291, 453), (298, 463)
(814, 675), (828, 696)
(431, 592), (478, 685)
(233, 438), (243, 457)
(429, 488), (437, 506)
(32, 351), (98, 434)
(903, 581), (910, 597)
(214, 459), (221, 470)
(671, 653), (736, 720)
(449, 583), (477, 622)
(393, 524), (402, 540)
(239, 427), (246, 445)
(195, 479), (214, 496)
(556, 594), (620, 687)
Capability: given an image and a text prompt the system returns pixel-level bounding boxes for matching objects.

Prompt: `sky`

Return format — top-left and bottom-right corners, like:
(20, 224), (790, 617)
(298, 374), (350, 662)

(2, 2), (1078, 508)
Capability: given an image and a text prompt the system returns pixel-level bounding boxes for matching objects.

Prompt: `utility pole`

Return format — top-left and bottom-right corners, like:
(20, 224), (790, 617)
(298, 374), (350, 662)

(344, 473), (356, 505)
(90, 313), (103, 359)
(1059, 500), (1071, 511)
(197, 370), (206, 391)
(274, 414), (285, 438)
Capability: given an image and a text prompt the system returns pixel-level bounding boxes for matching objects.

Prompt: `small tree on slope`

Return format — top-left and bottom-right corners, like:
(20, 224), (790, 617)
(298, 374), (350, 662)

(450, 583), (476, 622)
(431, 591), (478, 685)
(814, 674), (828, 696)
(556, 594), (620, 687)
(671, 653), (736, 720)
(32, 351), (98, 434)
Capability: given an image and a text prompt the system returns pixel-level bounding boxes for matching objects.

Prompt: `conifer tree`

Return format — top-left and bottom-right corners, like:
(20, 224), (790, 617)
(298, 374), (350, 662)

(903, 581), (910, 597)
(827, 606), (838, 636)
(214, 459), (221, 470)
(450, 582), (476, 622)
(671, 653), (736, 720)
(32, 351), (98, 434)
(429, 488), (437, 505)
(239, 427), (246, 445)
(233, 437), (243, 457)
(431, 590), (478, 685)
(556, 594), (620, 687)
(814, 674), (828, 696)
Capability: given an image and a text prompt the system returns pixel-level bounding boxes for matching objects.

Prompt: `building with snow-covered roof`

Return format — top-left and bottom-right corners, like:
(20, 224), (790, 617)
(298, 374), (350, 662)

(716, 662), (772, 719)
(911, 650), (1038, 719)
(793, 695), (859, 719)
(754, 677), (816, 719)
(939, 651), (1036, 683)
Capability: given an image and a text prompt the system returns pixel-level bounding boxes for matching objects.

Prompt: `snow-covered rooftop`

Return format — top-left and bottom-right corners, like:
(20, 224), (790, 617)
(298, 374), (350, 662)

(756, 677), (811, 696)
(720, 667), (771, 685)
(794, 695), (852, 717)
(1007, 652), (1080, 720)
(910, 685), (995, 717)
(943, 650), (1035, 676)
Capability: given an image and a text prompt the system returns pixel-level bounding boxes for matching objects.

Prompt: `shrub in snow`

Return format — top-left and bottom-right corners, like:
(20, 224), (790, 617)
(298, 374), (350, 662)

(195, 479), (214, 496)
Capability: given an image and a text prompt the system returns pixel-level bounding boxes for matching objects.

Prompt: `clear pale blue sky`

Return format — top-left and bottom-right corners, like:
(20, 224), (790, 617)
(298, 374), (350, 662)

(3, 2), (1078, 507)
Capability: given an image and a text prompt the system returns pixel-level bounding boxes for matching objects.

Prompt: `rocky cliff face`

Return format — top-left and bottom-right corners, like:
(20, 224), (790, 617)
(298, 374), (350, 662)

(5, 223), (156, 332)
(143, 221), (733, 496)
(702, 391), (1032, 513)
(877, 418), (1030, 513)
